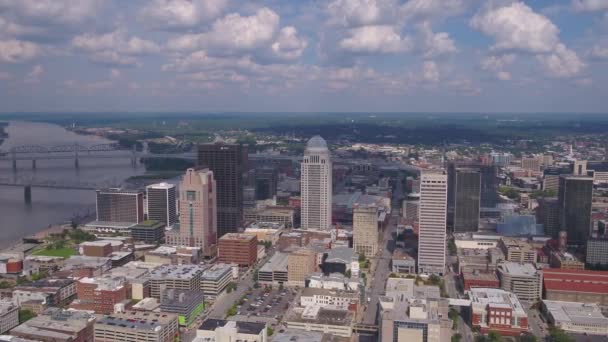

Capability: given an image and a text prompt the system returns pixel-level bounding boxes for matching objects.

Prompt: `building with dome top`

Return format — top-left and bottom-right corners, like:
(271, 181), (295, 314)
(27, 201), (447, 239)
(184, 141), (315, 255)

(301, 136), (332, 230)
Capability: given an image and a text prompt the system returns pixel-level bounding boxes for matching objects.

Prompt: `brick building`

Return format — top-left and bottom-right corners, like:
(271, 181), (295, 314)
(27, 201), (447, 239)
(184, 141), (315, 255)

(469, 288), (528, 336)
(543, 268), (608, 305)
(71, 276), (128, 314)
(462, 270), (499, 291)
(218, 233), (258, 267)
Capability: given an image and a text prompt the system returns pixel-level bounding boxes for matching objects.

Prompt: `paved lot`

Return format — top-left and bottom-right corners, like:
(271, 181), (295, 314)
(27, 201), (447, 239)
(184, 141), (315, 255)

(237, 286), (296, 320)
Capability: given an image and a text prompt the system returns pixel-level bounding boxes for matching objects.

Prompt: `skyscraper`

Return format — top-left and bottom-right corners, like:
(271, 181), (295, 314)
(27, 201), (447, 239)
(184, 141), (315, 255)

(166, 168), (217, 256)
(255, 166), (278, 200)
(146, 183), (177, 226)
(353, 205), (379, 258)
(558, 175), (593, 246)
(453, 168), (481, 232)
(96, 189), (144, 224)
(417, 170), (448, 275)
(448, 162), (498, 211)
(197, 143), (247, 238)
(300, 136), (332, 230)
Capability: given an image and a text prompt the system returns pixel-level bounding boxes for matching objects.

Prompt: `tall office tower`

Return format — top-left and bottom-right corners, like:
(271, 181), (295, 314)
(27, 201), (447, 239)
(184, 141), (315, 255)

(197, 143), (247, 238)
(353, 205), (379, 258)
(453, 168), (481, 232)
(146, 183), (177, 226)
(300, 136), (332, 230)
(536, 197), (560, 238)
(490, 152), (512, 167)
(572, 160), (588, 176)
(448, 162), (497, 211)
(418, 170), (448, 275)
(255, 166), (278, 200)
(558, 176), (593, 246)
(166, 168), (217, 255)
(96, 189), (144, 224)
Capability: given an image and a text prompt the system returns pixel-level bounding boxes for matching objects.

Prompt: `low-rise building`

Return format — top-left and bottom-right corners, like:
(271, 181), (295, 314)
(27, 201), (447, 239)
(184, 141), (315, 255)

(144, 245), (202, 265)
(299, 288), (359, 311)
(62, 256), (112, 278)
(195, 319), (267, 342)
(160, 289), (204, 327)
(243, 222), (284, 245)
(497, 262), (542, 302)
(0, 303), (18, 335)
(284, 306), (354, 338)
(305, 273), (361, 292)
(469, 288), (528, 336)
(499, 238), (537, 263)
(288, 249), (318, 287)
(542, 300), (608, 336)
(147, 265), (204, 299)
(71, 276), (128, 314)
(94, 311), (179, 342)
(258, 252), (288, 286)
(462, 270), (499, 291)
(218, 233), (258, 267)
(130, 221), (165, 244)
(10, 308), (95, 342)
(550, 251), (585, 270)
(391, 249), (416, 274)
(380, 295), (450, 342)
(244, 206), (295, 228)
(13, 279), (76, 307)
(200, 264), (232, 299)
(543, 268), (608, 305)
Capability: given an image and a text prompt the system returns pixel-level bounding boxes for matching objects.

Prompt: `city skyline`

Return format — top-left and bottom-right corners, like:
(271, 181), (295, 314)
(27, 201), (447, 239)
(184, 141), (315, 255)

(0, 0), (606, 113)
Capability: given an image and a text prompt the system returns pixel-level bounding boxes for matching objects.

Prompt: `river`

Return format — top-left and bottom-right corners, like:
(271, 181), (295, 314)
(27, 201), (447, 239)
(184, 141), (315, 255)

(0, 121), (145, 248)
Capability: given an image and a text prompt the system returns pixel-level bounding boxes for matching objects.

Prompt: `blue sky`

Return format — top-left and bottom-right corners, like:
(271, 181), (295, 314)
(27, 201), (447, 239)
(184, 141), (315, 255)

(0, 0), (607, 113)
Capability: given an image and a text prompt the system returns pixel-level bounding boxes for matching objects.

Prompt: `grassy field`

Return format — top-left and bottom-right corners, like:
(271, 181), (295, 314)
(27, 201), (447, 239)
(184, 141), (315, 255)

(32, 247), (76, 258)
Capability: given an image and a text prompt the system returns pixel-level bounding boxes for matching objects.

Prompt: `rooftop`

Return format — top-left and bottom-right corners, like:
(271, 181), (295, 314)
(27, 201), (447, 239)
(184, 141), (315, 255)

(149, 264), (205, 280)
(96, 311), (177, 331)
(325, 247), (355, 264)
(201, 263), (232, 281)
(198, 319), (266, 335)
(498, 262), (539, 277)
(96, 188), (143, 195)
(146, 183), (175, 190)
(468, 288), (526, 316)
(286, 307), (353, 326)
(543, 300), (608, 326)
(306, 136), (328, 151)
(219, 233), (256, 242)
(301, 288), (358, 299)
(543, 268), (608, 294)
(260, 252), (288, 273)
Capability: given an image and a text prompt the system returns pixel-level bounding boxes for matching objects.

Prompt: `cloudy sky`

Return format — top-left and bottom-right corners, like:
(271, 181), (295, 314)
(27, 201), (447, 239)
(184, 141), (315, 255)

(0, 0), (607, 113)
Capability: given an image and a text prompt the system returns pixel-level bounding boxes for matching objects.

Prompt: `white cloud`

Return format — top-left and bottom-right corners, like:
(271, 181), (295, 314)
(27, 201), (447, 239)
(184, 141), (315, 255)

(271, 27), (308, 60)
(537, 43), (585, 78)
(339, 25), (412, 54)
(0, 0), (101, 26)
(480, 54), (515, 80)
(73, 30), (160, 67)
(422, 61), (439, 82)
(590, 44), (608, 59)
(327, 0), (399, 27)
(574, 78), (592, 86)
(64, 79), (113, 91)
(496, 71), (511, 80)
(168, 8), (279, 53)
(110, 69), (122, 79)
(418, 22), (457, 58)
(471, 2), (560, 53)
(401, 0), (466, 21)
(572, 0), (608, 12)
(140, 0), (227, 30)
(0, 39), (41, 63)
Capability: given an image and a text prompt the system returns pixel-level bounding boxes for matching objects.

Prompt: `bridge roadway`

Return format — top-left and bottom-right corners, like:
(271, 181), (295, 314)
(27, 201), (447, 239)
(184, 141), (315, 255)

(0, 182), (97, 190)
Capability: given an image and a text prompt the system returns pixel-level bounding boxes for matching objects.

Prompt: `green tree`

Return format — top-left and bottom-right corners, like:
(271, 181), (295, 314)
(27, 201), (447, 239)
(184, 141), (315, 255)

(267, 326), (274, 336)
(499, 186), (520, 200)
(488, 331), (501, 342)
(345, 269), (352, 278)
(358, 253), (366, 262)
(519, 334), (538, 342)
(19, 309), (36, 323)
(0, 281), (12, 289)
(451, 334), (462, 342)
(549, 327), (574, 342)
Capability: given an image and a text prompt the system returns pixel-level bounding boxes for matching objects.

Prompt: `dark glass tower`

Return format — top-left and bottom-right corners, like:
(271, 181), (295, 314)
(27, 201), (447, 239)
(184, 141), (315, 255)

(255, 166), (278, 200)
(558, 176), (593, 246)
(197, 143), (248, 238)
(453, 168), (481, 232)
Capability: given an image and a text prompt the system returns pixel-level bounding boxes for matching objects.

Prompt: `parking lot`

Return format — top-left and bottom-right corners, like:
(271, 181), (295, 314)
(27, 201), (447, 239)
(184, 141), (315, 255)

(236, 286), (296, 320)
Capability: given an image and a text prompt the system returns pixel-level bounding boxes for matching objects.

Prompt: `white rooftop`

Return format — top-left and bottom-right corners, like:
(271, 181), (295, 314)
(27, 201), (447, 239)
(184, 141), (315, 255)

(543, 300), (608, 326)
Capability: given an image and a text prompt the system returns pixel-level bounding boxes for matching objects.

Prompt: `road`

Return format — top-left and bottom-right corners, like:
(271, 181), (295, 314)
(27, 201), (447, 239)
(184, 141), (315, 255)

(525, 306), (548, 339)
(361, 176), (403, 325)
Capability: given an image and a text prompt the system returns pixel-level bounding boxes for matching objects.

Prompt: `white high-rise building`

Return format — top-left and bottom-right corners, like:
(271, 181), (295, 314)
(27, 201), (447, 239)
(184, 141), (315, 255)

(417, 170), (448, 275)
(301, 136), (332, 230)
